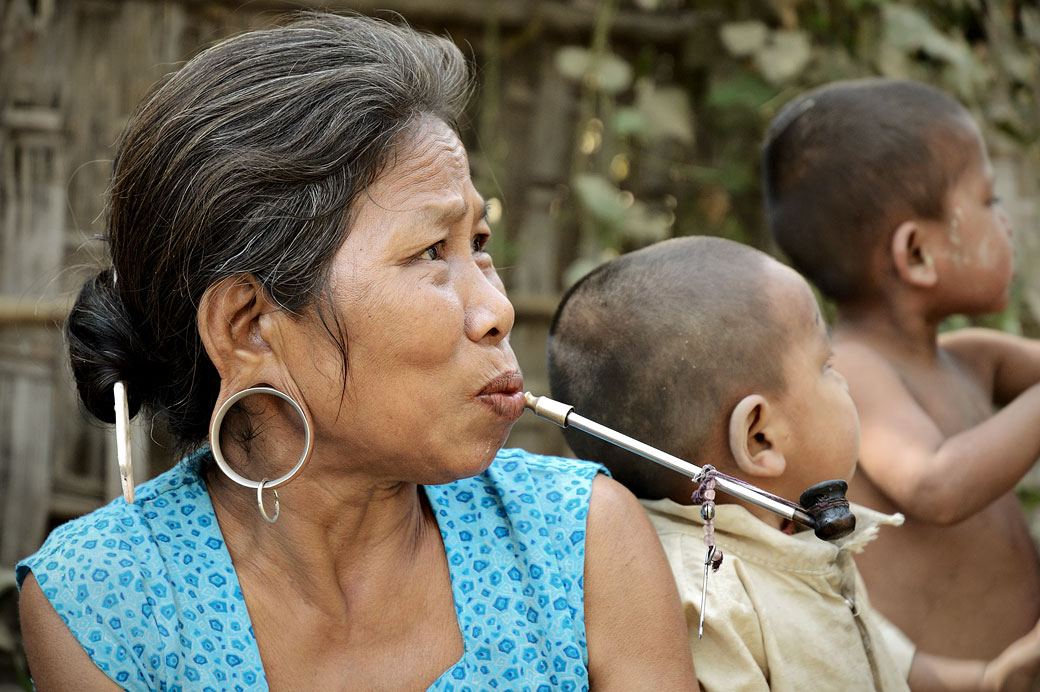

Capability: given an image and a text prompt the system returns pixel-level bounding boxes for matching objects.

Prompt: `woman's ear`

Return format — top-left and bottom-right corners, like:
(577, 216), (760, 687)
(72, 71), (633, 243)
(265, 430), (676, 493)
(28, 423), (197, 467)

(198, 275), (278, 382)
(891, 220), (938, 288)
(728, 394), (786, 478)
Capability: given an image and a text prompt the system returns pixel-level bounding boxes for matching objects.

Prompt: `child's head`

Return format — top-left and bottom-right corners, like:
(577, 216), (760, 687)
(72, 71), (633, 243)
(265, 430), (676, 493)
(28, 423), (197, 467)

(547, 236), (859, 506)
(762, 78), (1011, 313)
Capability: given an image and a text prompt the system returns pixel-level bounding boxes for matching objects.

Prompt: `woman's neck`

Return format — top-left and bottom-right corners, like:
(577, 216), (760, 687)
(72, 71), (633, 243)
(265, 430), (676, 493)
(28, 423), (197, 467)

(205, 460), (439, 611)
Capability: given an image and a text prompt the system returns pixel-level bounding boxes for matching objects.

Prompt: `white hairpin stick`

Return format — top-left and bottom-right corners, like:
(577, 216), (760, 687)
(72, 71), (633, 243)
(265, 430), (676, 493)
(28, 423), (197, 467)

(110, 269), (135, 503)
(113, 380), (135, 503)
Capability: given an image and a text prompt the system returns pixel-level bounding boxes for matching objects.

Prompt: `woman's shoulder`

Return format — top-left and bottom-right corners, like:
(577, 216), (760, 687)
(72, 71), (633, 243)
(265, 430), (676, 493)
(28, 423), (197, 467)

(16, 450), (213, 592)
(428, 448), (606, 536)
(490, 447), (606, 484)
(473, 448), (607, 517)
(14, 449), (261, 690)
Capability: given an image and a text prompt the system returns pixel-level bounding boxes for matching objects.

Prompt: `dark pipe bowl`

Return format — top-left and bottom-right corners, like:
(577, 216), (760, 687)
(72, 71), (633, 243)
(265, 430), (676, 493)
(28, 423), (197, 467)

(799, 479), (856, 541)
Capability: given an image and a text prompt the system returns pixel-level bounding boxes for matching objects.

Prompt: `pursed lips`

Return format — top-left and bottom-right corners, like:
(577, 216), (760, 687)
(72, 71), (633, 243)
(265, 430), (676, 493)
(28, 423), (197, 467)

(476, 370), (525, 420)
(477, 370), (523, 397)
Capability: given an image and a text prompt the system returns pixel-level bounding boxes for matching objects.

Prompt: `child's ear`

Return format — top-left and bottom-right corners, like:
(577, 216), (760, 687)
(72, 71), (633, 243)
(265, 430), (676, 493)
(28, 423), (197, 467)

(728, 394), (786, 478)
(198, 275), (281, 386)
(891, 220), (938, 288)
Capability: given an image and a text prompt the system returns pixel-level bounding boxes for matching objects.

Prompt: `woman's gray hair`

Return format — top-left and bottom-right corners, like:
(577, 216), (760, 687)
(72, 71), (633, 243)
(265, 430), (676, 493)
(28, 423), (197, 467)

(65, 12), (472, 447)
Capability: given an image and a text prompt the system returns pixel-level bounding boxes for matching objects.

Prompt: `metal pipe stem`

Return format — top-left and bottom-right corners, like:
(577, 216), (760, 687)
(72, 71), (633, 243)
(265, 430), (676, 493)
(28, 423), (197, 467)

(524, 393), (816, 529)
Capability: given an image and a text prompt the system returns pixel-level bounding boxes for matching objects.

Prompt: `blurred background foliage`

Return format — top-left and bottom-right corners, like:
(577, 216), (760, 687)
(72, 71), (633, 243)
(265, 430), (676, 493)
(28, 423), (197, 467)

(498, 0), (1040, 329)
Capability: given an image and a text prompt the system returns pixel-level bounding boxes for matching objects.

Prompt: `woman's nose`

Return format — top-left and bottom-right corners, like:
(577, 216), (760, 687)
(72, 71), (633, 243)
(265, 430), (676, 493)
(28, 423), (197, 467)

(464, 263), (514, 345)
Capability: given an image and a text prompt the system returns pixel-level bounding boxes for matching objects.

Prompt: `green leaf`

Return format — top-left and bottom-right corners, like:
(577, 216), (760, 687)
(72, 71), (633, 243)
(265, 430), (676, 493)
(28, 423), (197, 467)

(553, 46), (633, 94)
(635, 82), (695, 144)
(555, 46), (591, 82)
(707, 72), (777, 111)
(878, 4), (985, 98)
(563, 255), (610, 289)
(1023, 7), (1040, 47)
(573, 174), (626, 225)
(719, 21), (769, 58)
(593, 53), (634, 94)
(939, 314), (971, 333)
(613, 106), (648, 137)
(621, 200), (673, 244)
(717, 159), (755, 193)
(996, 45), (1035, 86)
(754, 30), (813, 86)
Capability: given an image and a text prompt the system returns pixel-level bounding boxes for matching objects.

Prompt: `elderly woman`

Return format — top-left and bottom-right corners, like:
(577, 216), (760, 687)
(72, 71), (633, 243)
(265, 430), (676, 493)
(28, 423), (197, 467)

(16, 13), (694, 691)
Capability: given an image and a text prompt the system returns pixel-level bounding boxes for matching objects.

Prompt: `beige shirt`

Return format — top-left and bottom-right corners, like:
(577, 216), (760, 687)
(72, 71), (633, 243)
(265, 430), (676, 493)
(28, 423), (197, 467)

(642, 499), (916, 692)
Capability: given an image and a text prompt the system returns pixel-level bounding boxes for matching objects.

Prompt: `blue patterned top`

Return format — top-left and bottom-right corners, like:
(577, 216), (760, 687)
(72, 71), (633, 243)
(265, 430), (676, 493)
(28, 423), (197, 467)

(17, 448), (604, 691)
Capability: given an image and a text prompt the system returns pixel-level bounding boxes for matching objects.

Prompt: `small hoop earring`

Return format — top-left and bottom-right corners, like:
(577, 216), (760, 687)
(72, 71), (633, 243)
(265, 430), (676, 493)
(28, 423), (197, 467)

(209, 386), (312, 522)
(113, 381), (135, 503)
(257, 478), (279, 523)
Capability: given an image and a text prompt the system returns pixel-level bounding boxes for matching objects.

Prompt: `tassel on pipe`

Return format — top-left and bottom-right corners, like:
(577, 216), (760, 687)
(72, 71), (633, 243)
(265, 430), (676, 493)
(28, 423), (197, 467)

(524, 393), (856, 540)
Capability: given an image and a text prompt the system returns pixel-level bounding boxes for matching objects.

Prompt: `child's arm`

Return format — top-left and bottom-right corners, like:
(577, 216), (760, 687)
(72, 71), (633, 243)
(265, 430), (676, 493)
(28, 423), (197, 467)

(907, 615), (1040, 691)
(834, 341), (1040, 524)
(940, 328), (1040, 406)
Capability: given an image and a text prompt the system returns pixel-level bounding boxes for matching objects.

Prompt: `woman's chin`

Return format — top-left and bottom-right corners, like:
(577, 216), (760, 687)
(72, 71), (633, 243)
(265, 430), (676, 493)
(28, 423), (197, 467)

(424, 433), (512, 485)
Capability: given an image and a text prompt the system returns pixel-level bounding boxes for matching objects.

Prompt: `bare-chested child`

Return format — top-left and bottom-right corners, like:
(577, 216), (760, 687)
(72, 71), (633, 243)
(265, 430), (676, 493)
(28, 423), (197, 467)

(762, 78), (1040, 660)
(546, 235), (1040, 691)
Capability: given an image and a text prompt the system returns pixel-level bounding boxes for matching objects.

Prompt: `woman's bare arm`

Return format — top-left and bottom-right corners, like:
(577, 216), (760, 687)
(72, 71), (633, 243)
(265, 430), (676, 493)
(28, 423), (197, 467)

(583, 474), (697, 691)
(19, 572), (124, 692)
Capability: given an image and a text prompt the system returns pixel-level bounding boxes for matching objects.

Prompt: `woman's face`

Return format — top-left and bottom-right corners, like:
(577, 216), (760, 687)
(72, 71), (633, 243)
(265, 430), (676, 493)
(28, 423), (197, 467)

(285, 118), (522, 484)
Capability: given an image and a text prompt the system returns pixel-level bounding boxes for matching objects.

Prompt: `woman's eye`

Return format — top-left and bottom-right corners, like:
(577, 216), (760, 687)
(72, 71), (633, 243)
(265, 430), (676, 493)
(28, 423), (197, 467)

(472, 234), (490, 253)
(988, 195), (1002, 207)
(419, 242), (445, 261)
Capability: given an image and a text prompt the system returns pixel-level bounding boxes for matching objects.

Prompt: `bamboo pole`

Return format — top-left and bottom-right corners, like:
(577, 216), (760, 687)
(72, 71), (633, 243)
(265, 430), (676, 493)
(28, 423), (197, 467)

(177, 0), (718, 45)
(0, 296), (69, 326)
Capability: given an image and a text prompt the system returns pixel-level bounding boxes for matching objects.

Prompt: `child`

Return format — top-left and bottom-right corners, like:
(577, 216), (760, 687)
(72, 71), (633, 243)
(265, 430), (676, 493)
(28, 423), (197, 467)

(762, 78), (1040, 660)
(547, 235), (1040, 690)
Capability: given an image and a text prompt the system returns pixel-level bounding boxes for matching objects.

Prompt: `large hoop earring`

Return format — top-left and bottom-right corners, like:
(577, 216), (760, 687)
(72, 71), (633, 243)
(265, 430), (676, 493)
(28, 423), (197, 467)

(257, 478), (279, 523)
(209, 386), (312, 523)
(114, 381), (135, 503)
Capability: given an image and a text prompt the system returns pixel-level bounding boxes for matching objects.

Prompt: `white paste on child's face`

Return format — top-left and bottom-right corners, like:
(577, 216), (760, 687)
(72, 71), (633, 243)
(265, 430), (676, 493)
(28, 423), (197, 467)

(949, 206), (961, 241)
(947, 206), (964, 266)
(935, 145), (1014, 310)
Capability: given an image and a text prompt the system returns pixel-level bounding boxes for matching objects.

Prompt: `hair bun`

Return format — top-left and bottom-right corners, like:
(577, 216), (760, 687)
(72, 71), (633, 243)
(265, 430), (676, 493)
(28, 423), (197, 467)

(65, 269), (146, 424)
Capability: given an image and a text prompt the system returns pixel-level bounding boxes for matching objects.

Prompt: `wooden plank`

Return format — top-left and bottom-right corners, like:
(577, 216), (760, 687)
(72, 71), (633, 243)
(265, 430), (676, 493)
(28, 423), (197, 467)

(0, 15), (72, 568)
(0, 296), (68, 325)
(0, 136), (66, 298)
(172, 0), (717, 44)
(1, 107), (62, 132)
(47, 491), (104, 522)
(0, 375), (54, 565)
(509, 292), (560, 320)
(509, 48), (575, 295)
